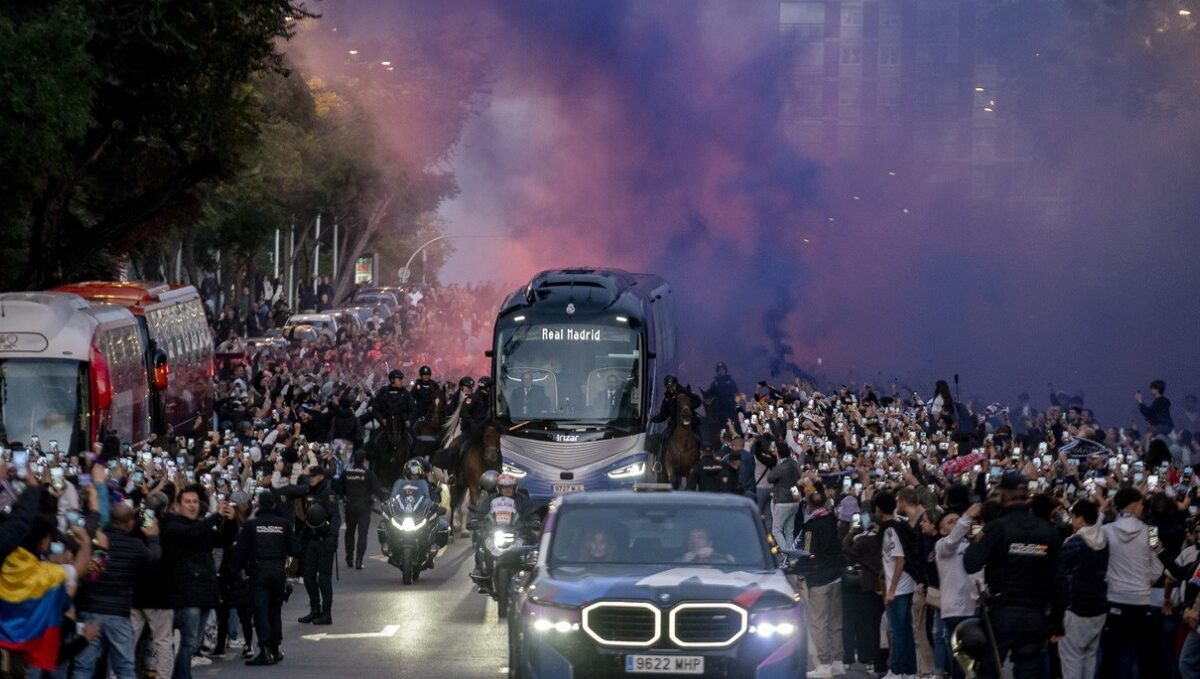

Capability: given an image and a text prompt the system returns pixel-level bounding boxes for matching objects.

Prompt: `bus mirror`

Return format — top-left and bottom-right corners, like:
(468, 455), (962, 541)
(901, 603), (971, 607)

(485, 350), (494, 358)
(152, 350), (170, 391)
(89, 343), (113, 411)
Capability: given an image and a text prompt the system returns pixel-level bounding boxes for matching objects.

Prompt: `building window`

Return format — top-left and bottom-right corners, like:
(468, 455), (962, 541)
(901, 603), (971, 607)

(840, 46), (862, 65)
(879, 46), (901, 65)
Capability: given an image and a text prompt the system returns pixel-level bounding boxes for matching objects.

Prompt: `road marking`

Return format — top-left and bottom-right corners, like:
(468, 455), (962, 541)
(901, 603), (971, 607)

(300, 624), (401, 641)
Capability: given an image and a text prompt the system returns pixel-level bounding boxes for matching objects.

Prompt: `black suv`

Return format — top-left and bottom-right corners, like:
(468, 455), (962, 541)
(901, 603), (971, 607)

(504, 489), (808, 679)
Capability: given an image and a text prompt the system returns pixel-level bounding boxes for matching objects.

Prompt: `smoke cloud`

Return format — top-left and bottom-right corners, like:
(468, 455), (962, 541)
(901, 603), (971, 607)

(289, 0), (1200, 421)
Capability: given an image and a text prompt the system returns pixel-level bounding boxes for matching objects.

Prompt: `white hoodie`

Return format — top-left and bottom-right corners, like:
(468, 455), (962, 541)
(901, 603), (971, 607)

(1102, 513), (1163, 606)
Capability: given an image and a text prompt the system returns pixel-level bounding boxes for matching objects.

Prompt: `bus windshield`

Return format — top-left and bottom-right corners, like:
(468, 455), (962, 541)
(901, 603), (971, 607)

(496, 323), (642, 427)
(0, 359), (85, 451)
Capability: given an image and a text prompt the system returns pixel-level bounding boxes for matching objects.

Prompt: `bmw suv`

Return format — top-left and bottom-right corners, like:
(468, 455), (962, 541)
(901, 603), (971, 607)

(504, 489), (807, 679)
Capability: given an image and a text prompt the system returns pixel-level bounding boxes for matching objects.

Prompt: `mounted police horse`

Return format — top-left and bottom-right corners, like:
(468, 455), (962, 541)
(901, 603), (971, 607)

(369, 412), (411, 490)
(411, 386), (446, 460)
(432, 403), (502, 535)
(663, 390), (701, 489)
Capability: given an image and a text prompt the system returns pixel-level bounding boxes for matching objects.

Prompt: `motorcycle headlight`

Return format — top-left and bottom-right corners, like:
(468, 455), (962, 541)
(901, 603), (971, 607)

(390, 516), (428, 532)
(607, 459), (646, 480)
(502, 462), (527, 478)
(493, 529), (515, 548)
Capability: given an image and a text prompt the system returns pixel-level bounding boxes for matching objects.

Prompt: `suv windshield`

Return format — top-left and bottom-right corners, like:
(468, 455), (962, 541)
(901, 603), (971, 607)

(548, 504), (772, 569)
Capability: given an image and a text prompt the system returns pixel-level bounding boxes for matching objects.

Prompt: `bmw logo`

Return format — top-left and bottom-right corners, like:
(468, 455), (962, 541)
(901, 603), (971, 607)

(658, 593), (672, 603)
(566, 303), (576, 315)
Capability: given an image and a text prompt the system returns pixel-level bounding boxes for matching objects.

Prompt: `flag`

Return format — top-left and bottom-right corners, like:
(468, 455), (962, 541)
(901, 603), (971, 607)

(0, 547), (69, 670)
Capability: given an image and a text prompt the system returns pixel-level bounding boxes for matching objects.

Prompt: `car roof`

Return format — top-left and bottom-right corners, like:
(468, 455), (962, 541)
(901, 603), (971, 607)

(556, 490), (758, 510)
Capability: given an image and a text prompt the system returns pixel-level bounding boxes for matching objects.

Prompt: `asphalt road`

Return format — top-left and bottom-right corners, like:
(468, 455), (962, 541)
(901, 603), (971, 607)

(205, 516), (509, 679)
(203, 515), (880, 679)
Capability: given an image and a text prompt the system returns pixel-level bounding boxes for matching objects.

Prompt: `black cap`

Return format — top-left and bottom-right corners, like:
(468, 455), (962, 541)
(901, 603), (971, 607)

(419, 365), (432, 376)
(998, 471), (1027, 491)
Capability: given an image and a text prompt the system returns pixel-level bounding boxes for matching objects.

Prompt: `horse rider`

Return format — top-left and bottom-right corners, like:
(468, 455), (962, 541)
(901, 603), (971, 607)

(410, 365), (440, 425)
(445, 376), (476, 424)
(371, 368), (414, 442)
(651, 375), (702, 443)
(702, 362), (740, 428)
(459, 377), (494, 453)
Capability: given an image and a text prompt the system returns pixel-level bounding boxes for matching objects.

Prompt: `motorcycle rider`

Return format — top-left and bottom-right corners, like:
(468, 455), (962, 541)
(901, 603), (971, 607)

(233, 491), (300, 666)
(335, 449), (386, 570)
(292, 466), (341, 625)
(384, 458), (449, 568)
(467, 472), (532, 582)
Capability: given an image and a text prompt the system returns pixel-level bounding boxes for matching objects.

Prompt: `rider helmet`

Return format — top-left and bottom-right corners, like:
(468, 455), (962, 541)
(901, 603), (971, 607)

(479, 470), (500, 493)
(419, 365), (432, 377)
(951, 617), (989, 676)
(664, 375), (680, 388)
(715, 362), (728, 373)
(497, 473), (518, 489)
(388, 369), (405, 382)
(403, 458), (426, 480)
(304, 503), (330, 529)
(459, 376), (475, 389)
(477, 376), (494, 390)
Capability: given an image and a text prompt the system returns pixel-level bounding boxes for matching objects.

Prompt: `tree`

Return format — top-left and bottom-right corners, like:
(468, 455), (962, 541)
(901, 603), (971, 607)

(0, 0), (314, 290)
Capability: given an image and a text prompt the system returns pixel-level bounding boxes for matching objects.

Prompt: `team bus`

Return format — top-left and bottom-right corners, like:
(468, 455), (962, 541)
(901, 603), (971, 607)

(54, 282), (213, 437)
(0, 292), (152, 452)
(490, 268), (676, 504)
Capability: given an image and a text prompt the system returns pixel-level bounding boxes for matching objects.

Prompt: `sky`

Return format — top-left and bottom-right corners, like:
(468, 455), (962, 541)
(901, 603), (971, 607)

(288, 0), (1200, 422)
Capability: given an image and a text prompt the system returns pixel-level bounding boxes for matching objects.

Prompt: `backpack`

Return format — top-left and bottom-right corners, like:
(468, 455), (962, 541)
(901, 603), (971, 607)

(889, 518), (928, 585)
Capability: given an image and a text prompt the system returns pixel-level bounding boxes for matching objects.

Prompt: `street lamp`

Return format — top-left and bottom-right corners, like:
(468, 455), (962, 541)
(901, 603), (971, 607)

(399, 233), (507, 284)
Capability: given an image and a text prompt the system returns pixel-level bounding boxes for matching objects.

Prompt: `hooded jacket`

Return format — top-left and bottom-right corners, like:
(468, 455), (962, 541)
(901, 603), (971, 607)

(1102, 514), (1163, 606)
(1062, 523), (1109, 617)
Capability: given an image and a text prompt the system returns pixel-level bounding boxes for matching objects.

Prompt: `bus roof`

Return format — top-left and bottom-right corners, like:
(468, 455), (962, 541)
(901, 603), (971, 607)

(499, 267), (668, 317)
(0, 292), (137, 359)
(52, 281), (200, 315)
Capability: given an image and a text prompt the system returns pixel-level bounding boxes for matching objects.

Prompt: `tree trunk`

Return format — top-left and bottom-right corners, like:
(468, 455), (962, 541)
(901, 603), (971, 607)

(332, 190), (397, 303)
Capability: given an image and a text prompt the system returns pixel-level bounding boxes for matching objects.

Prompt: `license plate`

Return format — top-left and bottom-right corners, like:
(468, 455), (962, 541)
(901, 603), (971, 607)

(625, 655), (704, 675)
(553, 483), (584, 495)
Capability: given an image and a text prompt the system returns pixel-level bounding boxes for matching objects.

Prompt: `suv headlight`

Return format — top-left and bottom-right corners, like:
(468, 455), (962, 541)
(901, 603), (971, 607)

(607, 460), (646, 480)
(749, 608), (800, 639)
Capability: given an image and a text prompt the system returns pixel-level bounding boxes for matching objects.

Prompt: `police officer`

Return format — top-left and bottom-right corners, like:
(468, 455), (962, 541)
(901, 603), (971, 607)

(372, 369), (414, 430)
(703, 362), (740, 427)
(336, 449), (385, 570)
(446, 376), (475, 418)
(963, 472), (1066, 678)
(234, 491), (300, 666)
(410, 365), (439, 422)
(686, 447), (739, 493)
(651, 375), (702, 441)
(461, 377), (493, 440)
(295, 466), (341, 625)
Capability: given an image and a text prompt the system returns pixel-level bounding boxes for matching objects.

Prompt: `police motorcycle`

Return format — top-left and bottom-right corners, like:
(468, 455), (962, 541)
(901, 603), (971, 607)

(378, 461), (450, 585)
(468, 472), (539, 618)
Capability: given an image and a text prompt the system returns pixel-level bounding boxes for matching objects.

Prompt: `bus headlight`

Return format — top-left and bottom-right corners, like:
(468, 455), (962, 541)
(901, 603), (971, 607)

(502, 462), (527, 478)
(607, 460), (646, 480)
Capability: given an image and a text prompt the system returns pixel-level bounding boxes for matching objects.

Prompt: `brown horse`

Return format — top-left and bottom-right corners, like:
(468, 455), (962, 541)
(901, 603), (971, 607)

(663, 390), (701, 488)
(411, 388), (446, 460)
(445, 420), (502, 534)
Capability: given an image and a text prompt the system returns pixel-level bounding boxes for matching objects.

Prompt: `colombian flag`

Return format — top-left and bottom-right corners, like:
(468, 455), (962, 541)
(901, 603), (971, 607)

(0, 547), (69, 670)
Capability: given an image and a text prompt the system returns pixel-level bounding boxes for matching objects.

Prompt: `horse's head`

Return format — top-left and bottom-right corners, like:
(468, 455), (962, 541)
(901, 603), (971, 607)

(482, 422), (502, 466)
(675, 391), (693, 427)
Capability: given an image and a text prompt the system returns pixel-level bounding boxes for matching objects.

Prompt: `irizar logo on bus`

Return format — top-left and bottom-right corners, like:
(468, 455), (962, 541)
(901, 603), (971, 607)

(554, 434), (580, 442)
(540, 327), (602, 342)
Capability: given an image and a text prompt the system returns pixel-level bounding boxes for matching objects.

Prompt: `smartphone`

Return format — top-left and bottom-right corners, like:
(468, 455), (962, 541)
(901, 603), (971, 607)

(1149, 526), (1161, 549)
(859, 513), (871, 529)
(65, 510), (85, 527)
(1038, 442), (1048, 454)
(141, 508), (155, 528)
(132, 471), (144, 484)
(1134, 472), (1144, 483)
(1148, 475), (1159, 488)
(11, 449), (28, 476)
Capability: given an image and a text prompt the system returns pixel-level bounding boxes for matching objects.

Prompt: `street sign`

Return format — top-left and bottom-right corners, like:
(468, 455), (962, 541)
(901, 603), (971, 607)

(354, 254), (378, 285)
(300, 624), (401, 642)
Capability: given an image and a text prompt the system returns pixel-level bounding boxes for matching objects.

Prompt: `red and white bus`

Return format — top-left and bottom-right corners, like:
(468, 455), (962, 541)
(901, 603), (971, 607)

(53, 282), (214, 437)
(0, 292), (152, 452)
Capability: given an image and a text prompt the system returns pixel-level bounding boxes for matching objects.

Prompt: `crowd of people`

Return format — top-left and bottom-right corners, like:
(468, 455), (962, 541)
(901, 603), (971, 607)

(1, 274), (1197, 679)
(676, 369), (1200, 679)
